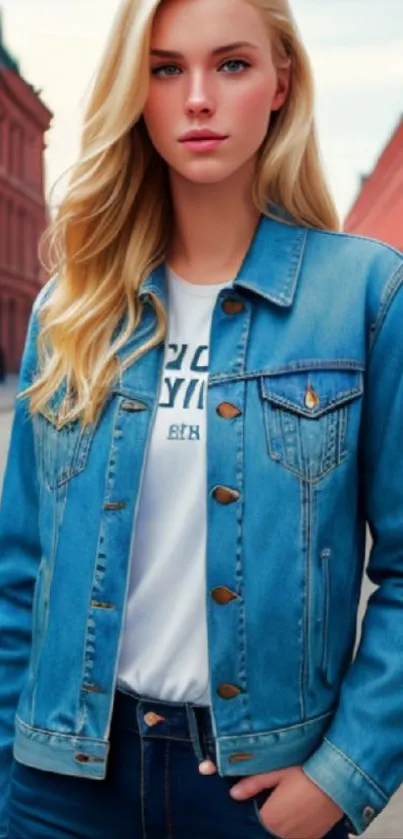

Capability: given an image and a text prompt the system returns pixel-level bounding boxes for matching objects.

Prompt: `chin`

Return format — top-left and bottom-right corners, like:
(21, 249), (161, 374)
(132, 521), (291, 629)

(185, 174), (232, 185)
(174, 162), (238, 186)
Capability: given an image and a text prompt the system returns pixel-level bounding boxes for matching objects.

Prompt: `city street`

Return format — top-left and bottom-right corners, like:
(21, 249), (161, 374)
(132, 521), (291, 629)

(0, 408), (402, 837)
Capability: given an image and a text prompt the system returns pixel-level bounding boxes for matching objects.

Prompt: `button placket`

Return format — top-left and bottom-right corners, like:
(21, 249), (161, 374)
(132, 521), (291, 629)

(217, 683), (242, 699)
(210, 302), (250, 716)
(221, 298), (246, 316)
(211, 586), (237, 605)
(216, 402), (242, 419)
(212, 486), (240, 505)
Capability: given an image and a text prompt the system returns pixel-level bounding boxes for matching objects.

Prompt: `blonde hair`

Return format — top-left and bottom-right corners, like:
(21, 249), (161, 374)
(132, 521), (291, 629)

(22, 0), (340, 427)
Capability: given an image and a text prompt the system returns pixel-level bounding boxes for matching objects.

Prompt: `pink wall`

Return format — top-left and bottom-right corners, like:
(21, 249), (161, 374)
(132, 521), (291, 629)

(0, 66), (52, 373)
(344, 118), (403, 251)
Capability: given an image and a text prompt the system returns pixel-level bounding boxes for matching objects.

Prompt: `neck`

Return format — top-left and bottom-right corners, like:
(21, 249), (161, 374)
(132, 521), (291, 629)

(167, 162), (261, 284)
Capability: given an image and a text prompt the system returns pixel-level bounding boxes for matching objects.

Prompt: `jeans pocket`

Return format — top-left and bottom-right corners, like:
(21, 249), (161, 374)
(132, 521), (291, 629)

(251, 789), (286, 839)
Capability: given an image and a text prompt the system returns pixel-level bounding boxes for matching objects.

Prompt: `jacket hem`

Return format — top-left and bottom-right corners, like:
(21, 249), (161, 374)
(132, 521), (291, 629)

(302, 736), (388, 835)
(215, 710), (334, 776)
(14, 710), (333, 783)
(14, 716), (109, 780)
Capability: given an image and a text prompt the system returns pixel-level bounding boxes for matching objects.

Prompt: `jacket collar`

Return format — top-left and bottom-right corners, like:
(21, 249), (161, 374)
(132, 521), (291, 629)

(139, 209), (308, 309)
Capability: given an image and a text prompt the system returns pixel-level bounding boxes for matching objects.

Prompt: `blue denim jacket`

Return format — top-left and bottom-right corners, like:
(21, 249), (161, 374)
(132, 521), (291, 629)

(0, 214), (403, 837)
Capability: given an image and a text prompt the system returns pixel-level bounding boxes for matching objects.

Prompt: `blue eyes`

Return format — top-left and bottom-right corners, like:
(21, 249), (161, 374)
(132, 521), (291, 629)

(221, 59), (250, 74)
(151, 65), (180, 78)
(151, 59), (251, 77)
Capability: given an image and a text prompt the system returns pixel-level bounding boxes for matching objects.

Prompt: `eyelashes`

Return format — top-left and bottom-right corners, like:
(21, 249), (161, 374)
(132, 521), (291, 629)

(151, 58), (252, 77)
(220, 59), (251, 73)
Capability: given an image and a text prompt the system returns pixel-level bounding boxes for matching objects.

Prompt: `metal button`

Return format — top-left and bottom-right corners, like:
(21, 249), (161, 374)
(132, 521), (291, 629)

(217, 683), (242, 699)
(229, 752), (255, 763)
(304, 385), (319, 410)
(212, 486), (240, 505)
(144, 711), (166, 727)
(211, 586), (237, 605)
(362, 805), (376, 825)
(221, 299), (245, 316)
(216, 402), (242, 419)
(75, 753), (90, 763)
(74, 752), (104, 765)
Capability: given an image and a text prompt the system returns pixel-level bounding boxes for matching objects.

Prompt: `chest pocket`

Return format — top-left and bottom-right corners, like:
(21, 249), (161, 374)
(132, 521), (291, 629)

(33, 407), (96, 492)
(260, 367), (363, 482)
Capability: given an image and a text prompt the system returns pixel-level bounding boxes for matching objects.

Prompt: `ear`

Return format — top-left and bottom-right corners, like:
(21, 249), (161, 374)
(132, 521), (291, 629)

(271, 61), (292, 112)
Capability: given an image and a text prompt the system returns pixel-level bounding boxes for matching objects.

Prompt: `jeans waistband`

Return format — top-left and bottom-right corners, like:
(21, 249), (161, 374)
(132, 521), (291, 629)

(114, 685), (214, 765)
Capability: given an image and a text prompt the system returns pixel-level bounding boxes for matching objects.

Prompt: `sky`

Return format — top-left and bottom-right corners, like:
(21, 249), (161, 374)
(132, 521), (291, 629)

(0, 0), (402, 222)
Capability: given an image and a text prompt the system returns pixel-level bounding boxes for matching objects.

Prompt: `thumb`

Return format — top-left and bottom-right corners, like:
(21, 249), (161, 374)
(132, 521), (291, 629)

(230, 769), (285, 800)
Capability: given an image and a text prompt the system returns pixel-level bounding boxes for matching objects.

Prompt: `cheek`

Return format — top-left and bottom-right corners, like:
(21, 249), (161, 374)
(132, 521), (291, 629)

(142, 101), (162, 140)
(231, 84), (274, 135)
(142, 89), (173, 141)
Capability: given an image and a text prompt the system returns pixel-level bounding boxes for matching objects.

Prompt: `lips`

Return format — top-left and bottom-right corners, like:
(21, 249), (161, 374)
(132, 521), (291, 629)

(179, 130), (227, 142)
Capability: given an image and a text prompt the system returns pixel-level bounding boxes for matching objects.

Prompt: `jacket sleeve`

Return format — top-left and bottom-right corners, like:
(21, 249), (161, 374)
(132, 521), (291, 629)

(302, 259), (403, 835)
(0, 287), (49, 836)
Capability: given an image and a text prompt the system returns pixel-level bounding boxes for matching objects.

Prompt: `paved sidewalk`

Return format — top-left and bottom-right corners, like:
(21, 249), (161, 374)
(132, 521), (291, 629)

(0, 375), (19, 414)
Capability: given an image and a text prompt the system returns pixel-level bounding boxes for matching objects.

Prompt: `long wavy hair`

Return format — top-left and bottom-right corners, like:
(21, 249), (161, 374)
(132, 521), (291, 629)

(21, 0), (340, 427)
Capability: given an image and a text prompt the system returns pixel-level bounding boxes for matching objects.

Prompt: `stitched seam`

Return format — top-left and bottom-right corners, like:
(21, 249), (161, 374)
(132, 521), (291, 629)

(299, 480), (309, 717)
(264, 386), (363, 415)
(239, 228), (308, 306)
(305, 482), (314, 693)
(321, 549), (331, 680)
(31, 489), (63, 724)
(286, 226), (308, 302)
(216, 709), (334, 743)
(15, 716), (105, 745)
(369, 264), (403, 355)
(165, 740), (173, 839)
(310, 228), (403, 259)
(269, 450), (348, 484)
(209, 360), (366, 386)
(323, 737), (389, 803)
(77, 396), (122, 735)
(140, 729), (147, 839)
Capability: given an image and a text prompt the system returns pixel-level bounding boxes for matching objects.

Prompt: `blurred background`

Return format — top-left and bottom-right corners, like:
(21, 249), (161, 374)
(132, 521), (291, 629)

(0, 3), (402, 833)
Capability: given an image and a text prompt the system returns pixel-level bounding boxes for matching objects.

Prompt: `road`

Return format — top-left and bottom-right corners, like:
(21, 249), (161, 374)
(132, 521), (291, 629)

(0, 410), (402, 837)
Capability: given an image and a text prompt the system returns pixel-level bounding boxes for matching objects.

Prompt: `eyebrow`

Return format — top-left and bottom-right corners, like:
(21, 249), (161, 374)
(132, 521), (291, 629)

(150, 41), (259, 59)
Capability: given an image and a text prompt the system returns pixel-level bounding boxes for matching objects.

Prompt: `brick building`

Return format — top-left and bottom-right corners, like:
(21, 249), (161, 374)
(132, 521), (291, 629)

(0, 10), (52, 375)
(344, 116), (403, 251)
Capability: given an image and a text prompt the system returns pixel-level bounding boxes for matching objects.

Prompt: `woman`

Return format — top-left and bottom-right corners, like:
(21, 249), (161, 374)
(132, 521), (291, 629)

(0, 0), (402, 836)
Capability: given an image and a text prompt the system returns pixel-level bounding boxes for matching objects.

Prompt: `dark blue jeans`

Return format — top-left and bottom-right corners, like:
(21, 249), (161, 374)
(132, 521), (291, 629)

(8, 687), (350, 838)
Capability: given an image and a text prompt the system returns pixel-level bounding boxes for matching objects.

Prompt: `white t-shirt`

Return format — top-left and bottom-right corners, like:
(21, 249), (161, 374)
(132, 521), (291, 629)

(117, 265), (231, 705)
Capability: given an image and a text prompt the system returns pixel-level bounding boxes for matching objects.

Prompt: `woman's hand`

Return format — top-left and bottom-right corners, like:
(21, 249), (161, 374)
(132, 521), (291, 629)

(230, 765), (344, 839)
(199, 761), (344, 839)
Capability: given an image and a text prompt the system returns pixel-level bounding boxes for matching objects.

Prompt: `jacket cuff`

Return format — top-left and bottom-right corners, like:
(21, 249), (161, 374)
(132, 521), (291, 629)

(302, 737), (388, 835)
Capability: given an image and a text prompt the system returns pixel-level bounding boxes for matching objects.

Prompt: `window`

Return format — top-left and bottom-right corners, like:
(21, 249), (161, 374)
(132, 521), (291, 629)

(6, 199), (13, 266)
(0, 111), (4, 167)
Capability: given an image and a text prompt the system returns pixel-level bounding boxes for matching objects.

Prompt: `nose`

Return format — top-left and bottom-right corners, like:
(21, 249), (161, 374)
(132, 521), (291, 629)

(184, 70), (215, 117)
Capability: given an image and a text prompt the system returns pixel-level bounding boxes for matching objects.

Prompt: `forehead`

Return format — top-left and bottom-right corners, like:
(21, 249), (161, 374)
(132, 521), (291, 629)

(150, 0), (268, 48)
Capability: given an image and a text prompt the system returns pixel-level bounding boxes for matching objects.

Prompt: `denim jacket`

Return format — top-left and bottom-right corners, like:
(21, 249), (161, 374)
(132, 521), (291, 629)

(0, 213), (403, 837)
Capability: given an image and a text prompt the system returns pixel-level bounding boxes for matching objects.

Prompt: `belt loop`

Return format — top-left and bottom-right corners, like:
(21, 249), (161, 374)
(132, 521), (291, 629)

(135, 696), (144, 735)
(186, 705), (205, 764)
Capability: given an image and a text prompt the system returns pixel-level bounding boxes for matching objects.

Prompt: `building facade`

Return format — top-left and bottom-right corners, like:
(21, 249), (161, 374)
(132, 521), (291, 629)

(0, 11), (52, 374)
(344, 116), (403, 251)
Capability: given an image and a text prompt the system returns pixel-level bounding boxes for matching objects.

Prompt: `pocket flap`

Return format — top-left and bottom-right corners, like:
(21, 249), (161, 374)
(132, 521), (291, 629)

(260, 368), (363, 418)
